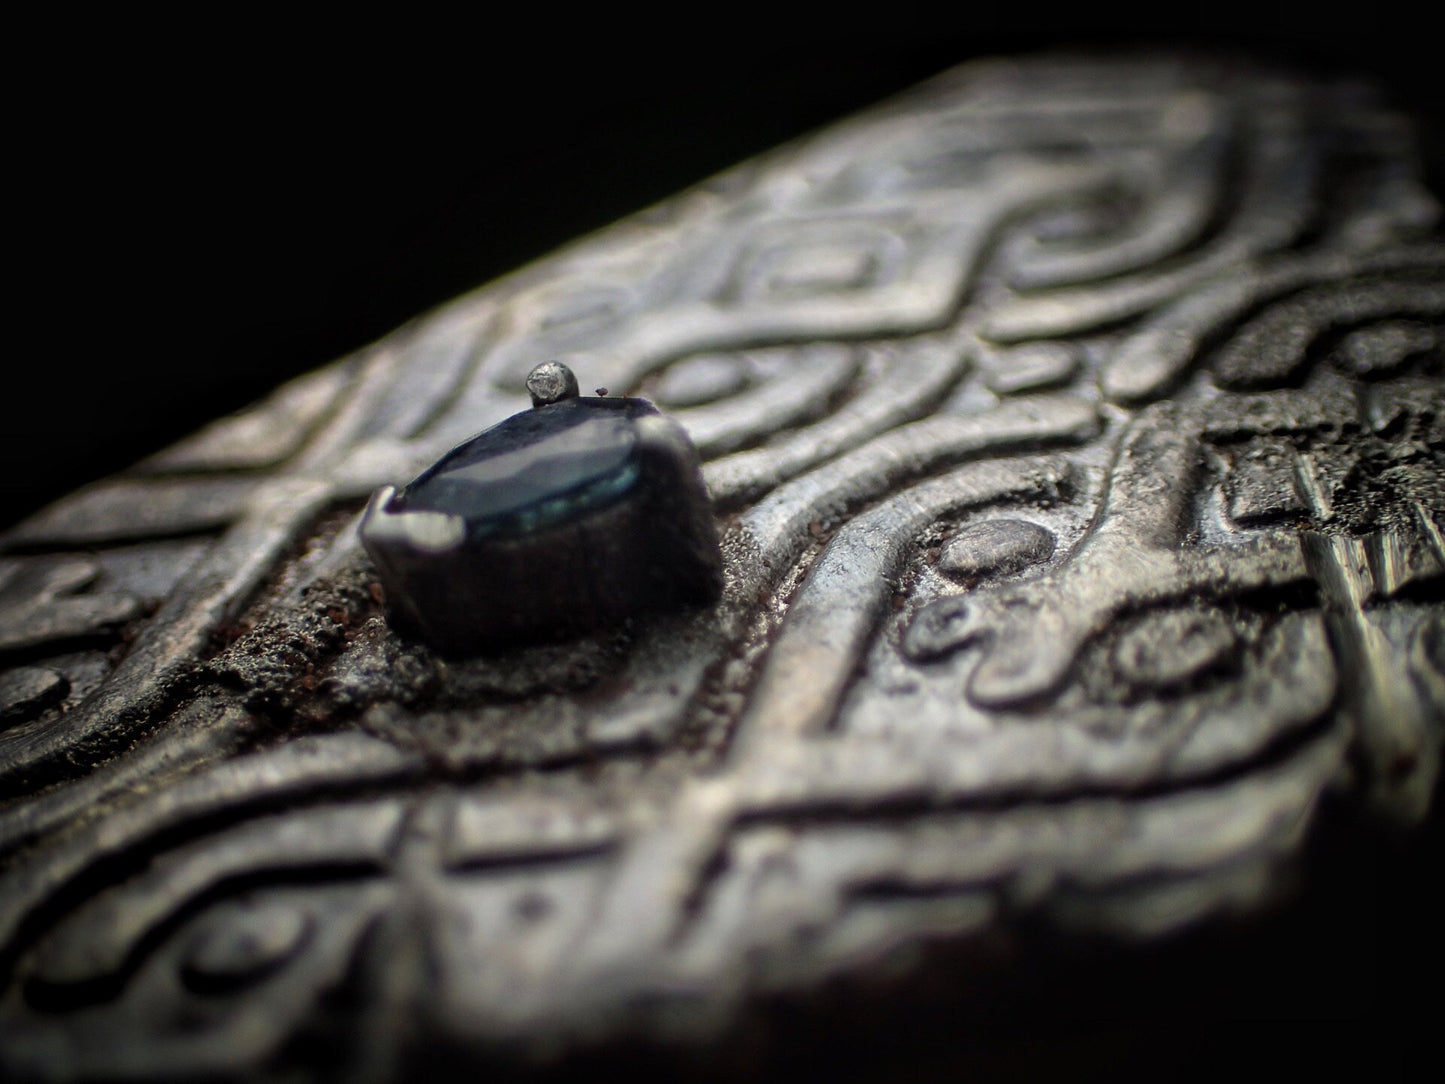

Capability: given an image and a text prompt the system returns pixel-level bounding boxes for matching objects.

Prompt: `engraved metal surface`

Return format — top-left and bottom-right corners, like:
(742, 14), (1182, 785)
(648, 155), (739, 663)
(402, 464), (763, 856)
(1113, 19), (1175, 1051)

(2, 54), (1443, 1079)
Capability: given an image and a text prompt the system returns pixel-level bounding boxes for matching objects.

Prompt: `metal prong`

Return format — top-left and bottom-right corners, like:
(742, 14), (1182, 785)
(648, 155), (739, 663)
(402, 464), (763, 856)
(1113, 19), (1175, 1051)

(359, 486), (466, 554)
(526, 361), (580, 407)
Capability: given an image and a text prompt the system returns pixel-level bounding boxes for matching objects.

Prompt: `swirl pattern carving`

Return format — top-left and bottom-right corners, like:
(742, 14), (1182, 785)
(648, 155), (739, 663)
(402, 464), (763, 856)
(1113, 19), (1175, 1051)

(1, 55), (1441, 1078)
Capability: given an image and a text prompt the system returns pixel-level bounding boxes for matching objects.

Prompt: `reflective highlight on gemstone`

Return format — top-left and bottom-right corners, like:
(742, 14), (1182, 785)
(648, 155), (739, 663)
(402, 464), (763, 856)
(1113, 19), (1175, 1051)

(360, 362), (723, 654)
(399, 406), (646, 536)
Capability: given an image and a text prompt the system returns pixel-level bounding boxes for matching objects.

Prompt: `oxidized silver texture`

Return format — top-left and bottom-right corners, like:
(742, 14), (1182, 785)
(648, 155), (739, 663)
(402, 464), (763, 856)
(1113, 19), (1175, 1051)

(2, 54), (1443, 1079)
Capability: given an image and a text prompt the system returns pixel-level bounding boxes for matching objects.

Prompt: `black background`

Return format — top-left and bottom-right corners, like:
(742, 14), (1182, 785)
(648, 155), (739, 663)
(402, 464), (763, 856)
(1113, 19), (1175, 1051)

(7, 11), (1443, 527)
(5, 7), (1443, 1073)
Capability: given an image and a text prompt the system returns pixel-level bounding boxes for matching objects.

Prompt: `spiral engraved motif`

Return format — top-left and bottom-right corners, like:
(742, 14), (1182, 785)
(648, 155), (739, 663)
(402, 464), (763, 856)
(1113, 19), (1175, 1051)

(1, 55), (1442, 1078)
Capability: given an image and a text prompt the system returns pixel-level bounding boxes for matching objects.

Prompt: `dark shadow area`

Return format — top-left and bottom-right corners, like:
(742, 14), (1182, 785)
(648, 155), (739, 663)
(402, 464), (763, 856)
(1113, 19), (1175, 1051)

(391, 779), (1443, 1081)
(8, 11), (1443, 527)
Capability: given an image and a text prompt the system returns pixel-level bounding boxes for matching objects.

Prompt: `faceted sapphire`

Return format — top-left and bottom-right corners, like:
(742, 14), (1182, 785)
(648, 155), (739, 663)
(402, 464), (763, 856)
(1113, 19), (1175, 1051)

(360, 363), (723, 654)
(397, 396), (657, 538)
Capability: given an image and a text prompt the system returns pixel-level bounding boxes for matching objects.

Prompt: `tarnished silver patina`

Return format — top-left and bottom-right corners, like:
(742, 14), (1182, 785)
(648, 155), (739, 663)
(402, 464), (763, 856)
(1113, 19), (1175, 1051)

(1, 54), (1442, 1079)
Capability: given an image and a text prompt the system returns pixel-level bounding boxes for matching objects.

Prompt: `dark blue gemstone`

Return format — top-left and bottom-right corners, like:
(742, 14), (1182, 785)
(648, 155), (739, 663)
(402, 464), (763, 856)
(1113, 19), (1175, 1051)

(360, 363), (722, 655)
(398, 397), (656, 537)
